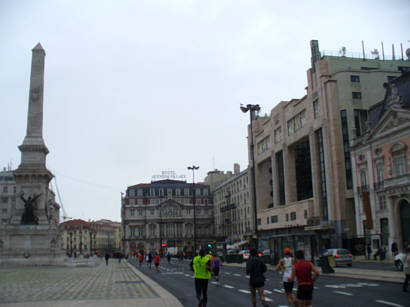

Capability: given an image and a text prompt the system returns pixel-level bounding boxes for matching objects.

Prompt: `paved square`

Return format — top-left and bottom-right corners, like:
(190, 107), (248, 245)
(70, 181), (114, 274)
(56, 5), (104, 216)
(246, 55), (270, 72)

(0, 260), (159, 304)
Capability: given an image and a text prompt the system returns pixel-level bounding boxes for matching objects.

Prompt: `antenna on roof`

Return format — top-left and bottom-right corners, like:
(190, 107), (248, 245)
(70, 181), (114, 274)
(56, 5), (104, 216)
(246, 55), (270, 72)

(371, 49), (379, 60)
(392, 44), (395, 60)
(361, 40), (365, 60)
(381, 41), (385, 60)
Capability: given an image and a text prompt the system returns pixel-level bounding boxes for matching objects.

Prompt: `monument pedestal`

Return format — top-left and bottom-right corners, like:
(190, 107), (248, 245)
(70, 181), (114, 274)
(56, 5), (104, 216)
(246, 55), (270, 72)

(0, 224), (66, 266)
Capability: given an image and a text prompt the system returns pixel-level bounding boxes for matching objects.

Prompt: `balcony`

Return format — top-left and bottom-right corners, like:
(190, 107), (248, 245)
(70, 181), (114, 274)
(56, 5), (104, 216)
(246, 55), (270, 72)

(383, 174), (410, 190)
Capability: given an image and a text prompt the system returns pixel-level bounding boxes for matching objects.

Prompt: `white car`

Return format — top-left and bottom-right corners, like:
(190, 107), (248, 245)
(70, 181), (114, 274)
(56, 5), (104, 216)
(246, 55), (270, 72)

(239, 250), (250, 260)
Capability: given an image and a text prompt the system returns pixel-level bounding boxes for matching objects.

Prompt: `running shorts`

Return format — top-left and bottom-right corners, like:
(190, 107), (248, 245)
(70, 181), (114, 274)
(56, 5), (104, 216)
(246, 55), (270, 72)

(297, 284), (313, 300)
(283, 281), (294, 293)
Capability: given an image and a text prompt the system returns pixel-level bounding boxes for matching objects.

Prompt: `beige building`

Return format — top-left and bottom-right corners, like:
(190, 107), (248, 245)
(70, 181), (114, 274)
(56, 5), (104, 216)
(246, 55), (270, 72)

(121, 179), (214, 256)
(351, 72), (410, 257)
(247, 40), (410, 260)
(60, 219), (96, 256)
(213, 165), (252, 244)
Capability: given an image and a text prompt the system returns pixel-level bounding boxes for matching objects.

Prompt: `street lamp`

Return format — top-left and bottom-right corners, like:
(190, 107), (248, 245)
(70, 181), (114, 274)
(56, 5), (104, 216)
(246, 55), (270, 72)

(187, 165), (199, 254)
(240, 104), (260, 250)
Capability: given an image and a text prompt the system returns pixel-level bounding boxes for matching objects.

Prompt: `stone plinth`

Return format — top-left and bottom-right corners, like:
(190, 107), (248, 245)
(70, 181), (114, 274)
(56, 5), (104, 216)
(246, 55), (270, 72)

(0, 224), (66, 266)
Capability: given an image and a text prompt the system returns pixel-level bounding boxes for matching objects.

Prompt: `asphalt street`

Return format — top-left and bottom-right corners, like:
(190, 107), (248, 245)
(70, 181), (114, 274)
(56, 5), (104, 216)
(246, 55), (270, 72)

(130, 258), (409, 307)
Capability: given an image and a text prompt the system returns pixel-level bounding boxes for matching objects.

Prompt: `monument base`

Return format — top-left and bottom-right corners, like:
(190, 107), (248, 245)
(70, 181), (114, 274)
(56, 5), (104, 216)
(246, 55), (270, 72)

(0, 224), (67, 266)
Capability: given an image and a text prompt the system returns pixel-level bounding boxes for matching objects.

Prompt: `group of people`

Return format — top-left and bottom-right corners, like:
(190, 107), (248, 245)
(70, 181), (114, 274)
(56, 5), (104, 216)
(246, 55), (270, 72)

(137, 251), (161, 271)
(190, 248), (319, 307)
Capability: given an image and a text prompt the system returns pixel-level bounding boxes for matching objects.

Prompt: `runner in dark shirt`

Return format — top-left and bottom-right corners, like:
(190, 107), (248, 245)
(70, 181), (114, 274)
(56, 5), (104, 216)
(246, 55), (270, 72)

(246, 249), (269, 307)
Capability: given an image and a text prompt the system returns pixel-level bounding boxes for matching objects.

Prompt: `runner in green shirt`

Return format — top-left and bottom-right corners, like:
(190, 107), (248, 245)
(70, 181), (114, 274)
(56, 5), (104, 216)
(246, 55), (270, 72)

(191, 249), (211, 307)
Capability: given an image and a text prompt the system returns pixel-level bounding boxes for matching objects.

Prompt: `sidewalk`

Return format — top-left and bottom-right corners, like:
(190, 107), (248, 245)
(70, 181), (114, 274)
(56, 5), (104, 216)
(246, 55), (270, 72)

(223, 260), (403, 284)
(0, 259), (182, 307)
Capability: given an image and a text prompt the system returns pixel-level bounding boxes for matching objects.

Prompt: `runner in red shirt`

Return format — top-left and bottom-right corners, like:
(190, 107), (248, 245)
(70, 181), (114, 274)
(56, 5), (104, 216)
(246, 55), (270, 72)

(289, 250), (319, 307)
(154, 252), (160, 272)
(138, 253), (143, 266)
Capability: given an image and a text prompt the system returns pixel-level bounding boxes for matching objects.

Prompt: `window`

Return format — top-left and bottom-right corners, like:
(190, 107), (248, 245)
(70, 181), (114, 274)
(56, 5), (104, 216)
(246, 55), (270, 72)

(352, 92), (362, 99)
(137, 189), (143, 196)
(387, 76), (396, 82)
(304, 210), (308, 219)
(266, 217), (269, 224)
(287, 110), (306, 136)
(376, 163), (384, 183)
(350, 75), (360, 82)
(2, 186), (7, 193)
(290, 212), (296, 221)
(271, 215), (278, 223)
(257, 136), (270, 154)
(204, 189), (209, 196)
(274, 127), (282, 144)
(393, 156), (406, 176)
(150, 209), (154, 215)
(379, 196), (386, 210)
(130, 209), (134, 216)
(286, 213), (289, 221)
(360, 169), (368, 186)
(340, 110), (353, 189)
(257, 218), (261, 226)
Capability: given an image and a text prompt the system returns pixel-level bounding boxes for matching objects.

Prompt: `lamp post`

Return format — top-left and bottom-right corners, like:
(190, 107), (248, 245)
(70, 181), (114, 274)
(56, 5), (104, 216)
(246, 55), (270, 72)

(240, 104), (260, 250)
(188, 165), (199, 254)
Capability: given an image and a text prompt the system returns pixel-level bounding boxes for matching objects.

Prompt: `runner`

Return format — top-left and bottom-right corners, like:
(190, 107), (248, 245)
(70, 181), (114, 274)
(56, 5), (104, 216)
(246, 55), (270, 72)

(154, 252), (160, 272)
(148, 252), (153, 268)
(167, 252), (172, 264)
(191, 249), (211, 307)
(246, 249), (269, 307)
(211, 253), (221, 285)
(138, 252), (143, 266)
(289, 249), (320, 307)
(275, 248), (295, 307)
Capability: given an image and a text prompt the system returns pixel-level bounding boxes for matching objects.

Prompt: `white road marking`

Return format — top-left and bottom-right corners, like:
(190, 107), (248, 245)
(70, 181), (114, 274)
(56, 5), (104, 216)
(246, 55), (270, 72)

(265, 297), (273, 302)
(334, 290), (353, 296)
(211, 281), (218, 285)
(326, 285), (346, 289)
(224, 284), (235, 289)
(368, 283), (379, 287)
(245, 276), (250, 278)
(233, 273), (241, 277)
(184, 274), (191, 277)
(238, 289), (251, 294)
(264, 290), (272, 294)
(225, 272), (231, 275)
(375, 300), (403, 307)
(274, 289), (284, 294)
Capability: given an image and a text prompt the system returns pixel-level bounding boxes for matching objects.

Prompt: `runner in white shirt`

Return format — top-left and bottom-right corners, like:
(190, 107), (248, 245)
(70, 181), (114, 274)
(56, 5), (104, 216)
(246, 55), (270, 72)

(275, 248), (295, 307)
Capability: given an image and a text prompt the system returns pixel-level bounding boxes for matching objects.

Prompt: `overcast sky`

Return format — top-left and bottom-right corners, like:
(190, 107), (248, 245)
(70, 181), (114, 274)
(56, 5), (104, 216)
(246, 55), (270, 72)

(1, 0), (409, 222)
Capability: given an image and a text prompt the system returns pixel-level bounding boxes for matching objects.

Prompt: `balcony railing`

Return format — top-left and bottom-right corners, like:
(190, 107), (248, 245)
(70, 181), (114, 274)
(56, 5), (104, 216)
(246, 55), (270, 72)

(356, 185), (369, 194)
(383, 174), (410, 189)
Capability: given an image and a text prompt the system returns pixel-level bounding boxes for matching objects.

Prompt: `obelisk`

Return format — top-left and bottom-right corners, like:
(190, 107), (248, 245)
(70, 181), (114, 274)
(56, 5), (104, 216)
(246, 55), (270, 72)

(0, 44), (64, 266)
(18, 43), (51, 169)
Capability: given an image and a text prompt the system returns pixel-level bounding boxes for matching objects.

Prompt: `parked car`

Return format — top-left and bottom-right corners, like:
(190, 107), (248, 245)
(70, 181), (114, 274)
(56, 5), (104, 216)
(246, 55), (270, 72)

(321, 248), (353, 267)
(239, 250), (250, 260)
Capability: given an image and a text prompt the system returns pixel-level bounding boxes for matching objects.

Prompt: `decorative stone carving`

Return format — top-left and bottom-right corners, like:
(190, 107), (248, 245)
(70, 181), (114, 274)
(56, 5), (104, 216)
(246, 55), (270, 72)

(20, 192), (40, 225)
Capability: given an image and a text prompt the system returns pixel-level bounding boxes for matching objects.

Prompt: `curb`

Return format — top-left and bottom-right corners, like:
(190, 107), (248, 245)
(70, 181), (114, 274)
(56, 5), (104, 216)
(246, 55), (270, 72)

(126, 261), (183, 307)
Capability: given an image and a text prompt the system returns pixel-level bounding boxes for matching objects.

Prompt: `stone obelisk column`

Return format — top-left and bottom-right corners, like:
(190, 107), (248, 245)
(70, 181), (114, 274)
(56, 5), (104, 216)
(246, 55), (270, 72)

(13, 43), (54, 225)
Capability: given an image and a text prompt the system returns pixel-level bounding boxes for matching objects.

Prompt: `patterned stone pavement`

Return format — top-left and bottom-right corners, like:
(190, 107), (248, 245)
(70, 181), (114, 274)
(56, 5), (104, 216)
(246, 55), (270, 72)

(0, 259), (159, 304)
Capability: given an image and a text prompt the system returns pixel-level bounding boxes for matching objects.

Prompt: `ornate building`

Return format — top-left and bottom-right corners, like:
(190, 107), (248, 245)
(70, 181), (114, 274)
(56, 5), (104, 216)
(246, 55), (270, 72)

(351, 72), (410, 255)
(121, 179), (214, 255)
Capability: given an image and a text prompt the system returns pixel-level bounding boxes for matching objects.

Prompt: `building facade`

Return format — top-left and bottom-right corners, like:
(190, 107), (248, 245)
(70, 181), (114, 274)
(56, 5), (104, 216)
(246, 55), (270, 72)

(247, 40), (410, 260)
(121, 179), (214, 256)
(60, 219), (121, 256)
(0, 168), (16, 226)
(213, 166), (252, 244)
(351, 72), (410, 256)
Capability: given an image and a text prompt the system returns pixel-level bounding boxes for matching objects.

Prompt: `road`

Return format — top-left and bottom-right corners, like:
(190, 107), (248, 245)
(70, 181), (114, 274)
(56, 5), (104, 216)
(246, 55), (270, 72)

(130, 258), (408, 307)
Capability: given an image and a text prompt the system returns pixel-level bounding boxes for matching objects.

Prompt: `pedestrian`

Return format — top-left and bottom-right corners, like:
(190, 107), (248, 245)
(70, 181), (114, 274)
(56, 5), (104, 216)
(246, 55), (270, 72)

(289, 249), (320, 307)
(167, 252), (171, 264)
(148, 252), (153, 268)
(211, 253), (221, 284)
(366, 245), (371, 260)
(118, 253), (122, 263)
(154, 252), (160, 272)
(138, 252), (143, 266)
(392, 242), (399, 257)
(104, 252), (109, 266)
(275, 248), (295, 307)
(246, 249), (269, 307)
(191, 249), (211, 307)
(402, 247), (410, 292)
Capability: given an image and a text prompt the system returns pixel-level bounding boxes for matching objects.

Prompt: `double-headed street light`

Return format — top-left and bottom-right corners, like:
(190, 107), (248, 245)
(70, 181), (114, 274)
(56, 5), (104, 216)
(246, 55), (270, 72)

(187, 165), (199, 254)
(241, 104), (260, 250)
